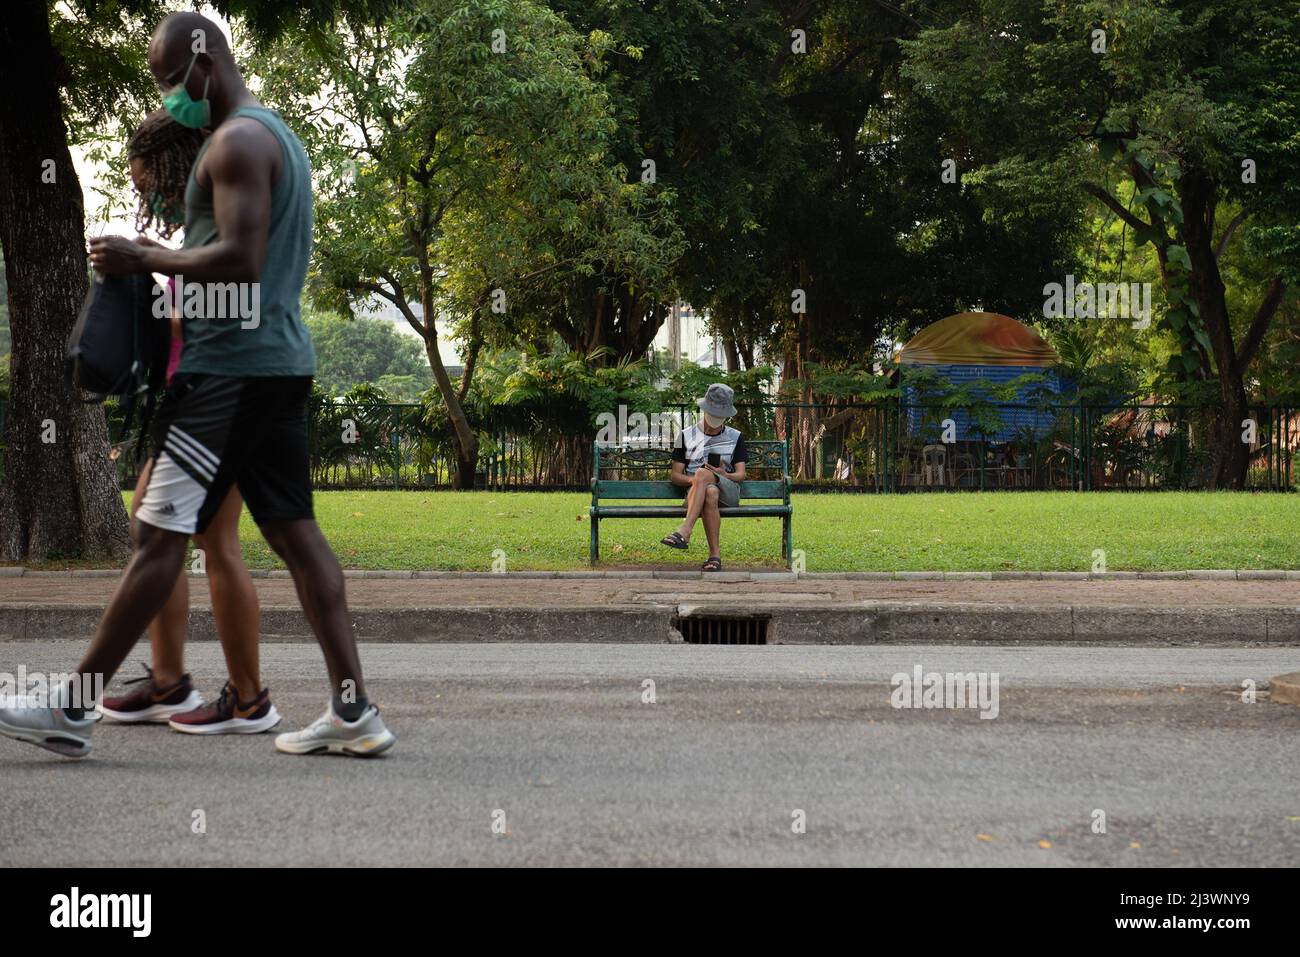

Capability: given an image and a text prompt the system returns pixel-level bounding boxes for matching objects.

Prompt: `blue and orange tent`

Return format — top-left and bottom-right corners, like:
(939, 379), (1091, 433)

(897, 312), (1062, 441)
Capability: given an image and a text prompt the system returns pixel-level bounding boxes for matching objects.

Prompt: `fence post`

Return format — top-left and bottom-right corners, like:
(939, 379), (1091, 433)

(1080, 405), (1089, 491)
(1279, 408), (1289, 488)
(886, 402), (894, 492)
(1266, 407), (1273, 490)
(391, 406), (401, 487)
(874, 404), (882, 492)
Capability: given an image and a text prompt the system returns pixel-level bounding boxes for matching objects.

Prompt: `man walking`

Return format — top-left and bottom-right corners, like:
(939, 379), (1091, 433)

(0, 12), (393, 758)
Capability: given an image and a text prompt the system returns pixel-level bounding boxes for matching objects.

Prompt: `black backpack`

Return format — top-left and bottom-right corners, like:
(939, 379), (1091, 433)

(66, 271), (172, 458)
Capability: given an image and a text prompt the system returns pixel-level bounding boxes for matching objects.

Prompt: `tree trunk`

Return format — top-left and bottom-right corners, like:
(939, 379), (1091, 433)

(723, 338), (741, 372)
(788, 258), (818, 478)
(414, 278), (477, 489)
(1180, 172), (1249, 489)
(0, 1), (129, 562)
(421, 333), (477, 489)
(569, 282), (664, 365)
(739, 337), (755, 371)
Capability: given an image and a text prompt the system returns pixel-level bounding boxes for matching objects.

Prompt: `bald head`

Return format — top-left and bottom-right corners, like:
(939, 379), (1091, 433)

(148, 12), (248, 128)
(150, 11), (233, 85)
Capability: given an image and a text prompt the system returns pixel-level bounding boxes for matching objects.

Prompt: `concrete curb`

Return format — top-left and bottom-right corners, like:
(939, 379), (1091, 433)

(1268, 672), (1300, 705)
(0, 603), (675, 645)
(5, 567), (1300, 581)
(4, 600), (1299, 646)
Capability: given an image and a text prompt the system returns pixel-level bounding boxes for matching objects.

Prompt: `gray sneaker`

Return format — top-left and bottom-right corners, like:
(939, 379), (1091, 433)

(0, 685), (98, 758)
(274, 701), (395, 757)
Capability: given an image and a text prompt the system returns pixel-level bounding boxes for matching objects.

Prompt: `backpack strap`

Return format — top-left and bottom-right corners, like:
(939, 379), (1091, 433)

(132, 387), (161, 465)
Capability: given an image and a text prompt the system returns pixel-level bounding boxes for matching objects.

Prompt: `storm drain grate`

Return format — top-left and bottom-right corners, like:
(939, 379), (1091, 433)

(676, 615), (769, 645)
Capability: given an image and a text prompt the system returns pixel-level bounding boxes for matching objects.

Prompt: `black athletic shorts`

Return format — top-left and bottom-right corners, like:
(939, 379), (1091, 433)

(136, 374), (315, 535)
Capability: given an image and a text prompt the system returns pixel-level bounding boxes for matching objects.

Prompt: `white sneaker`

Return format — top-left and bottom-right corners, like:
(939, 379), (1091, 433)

(275, 701), (395, 757)
(0, 683), (98, 758)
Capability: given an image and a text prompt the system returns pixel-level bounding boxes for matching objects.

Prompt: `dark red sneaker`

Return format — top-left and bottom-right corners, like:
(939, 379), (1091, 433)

(97, 664), (204, 723)
(169, 683), (282, 735)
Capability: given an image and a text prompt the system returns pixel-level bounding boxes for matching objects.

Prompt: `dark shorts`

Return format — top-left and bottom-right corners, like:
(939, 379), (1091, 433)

(136, 374), (314, 535)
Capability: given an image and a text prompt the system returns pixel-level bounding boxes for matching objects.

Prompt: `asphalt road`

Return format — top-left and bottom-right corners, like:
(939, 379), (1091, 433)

(1, 641), (1298, 866)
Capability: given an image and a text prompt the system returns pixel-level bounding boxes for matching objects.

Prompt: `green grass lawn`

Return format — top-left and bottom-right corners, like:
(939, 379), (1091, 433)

(110, 489), (1300, 572)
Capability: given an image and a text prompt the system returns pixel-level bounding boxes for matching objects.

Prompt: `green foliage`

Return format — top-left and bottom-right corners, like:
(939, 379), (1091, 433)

(258, 0), (681, 355)
(472, 346), (653, 436)
(898, 367), (991, 440)
(1046, 327), (1144, 405)
(545, 1), (1085, 374)
(782, 363), (896, 404)
(308, 379), (433, 484)
(656, 363), (774, 410)
(44, 0), (1300, 450)
(253, 0), (685, 478)
(652, 362), (776, 437)
(304, 309), (430, 398)
(51, 1), (403, 228)
(51, 1), (164, 228)
(900, 0), (1300, 408)
(0, 258), (8, 381)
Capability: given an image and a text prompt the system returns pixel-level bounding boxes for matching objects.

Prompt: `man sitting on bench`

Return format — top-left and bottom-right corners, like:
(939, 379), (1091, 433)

(659, 383), (748, 572)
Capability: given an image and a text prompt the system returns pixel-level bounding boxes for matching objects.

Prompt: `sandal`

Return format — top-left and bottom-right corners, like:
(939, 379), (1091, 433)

(702, 556), (722, 572)
(660, 531), (689, 550)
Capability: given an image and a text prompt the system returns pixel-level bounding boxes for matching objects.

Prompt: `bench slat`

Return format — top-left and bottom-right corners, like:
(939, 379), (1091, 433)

(592, 506), (791, 518)
(596, 439), (788, 474)
(593, 480), (786, 499)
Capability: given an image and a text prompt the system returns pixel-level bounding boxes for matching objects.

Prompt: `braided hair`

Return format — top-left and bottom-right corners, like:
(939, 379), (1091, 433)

(127, 109), (204, 240)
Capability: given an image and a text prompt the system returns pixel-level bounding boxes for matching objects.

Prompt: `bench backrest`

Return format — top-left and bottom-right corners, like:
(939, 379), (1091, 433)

(592, 440), (789, 502)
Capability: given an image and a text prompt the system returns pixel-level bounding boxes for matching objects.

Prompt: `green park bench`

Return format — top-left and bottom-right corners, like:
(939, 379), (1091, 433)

(589, 439), (793, 566)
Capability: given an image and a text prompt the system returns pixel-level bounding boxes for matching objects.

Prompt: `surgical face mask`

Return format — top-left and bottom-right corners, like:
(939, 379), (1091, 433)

(161, 51), (210, 129)
(703, 412), (725, 429)
(149, 193), (184, 226)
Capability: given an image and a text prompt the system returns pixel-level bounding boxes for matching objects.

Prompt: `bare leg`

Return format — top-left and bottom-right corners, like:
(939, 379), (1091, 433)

(678, 469), (718, 540)
(194, 487), (261, 703)
(75, 520), (190, 687)
(674, 482), (701, 541)
(150, 573), (189, 687)
(701, 485), (721, 557)
(259, 518), (364, 701)
(129, 461), (188, 688)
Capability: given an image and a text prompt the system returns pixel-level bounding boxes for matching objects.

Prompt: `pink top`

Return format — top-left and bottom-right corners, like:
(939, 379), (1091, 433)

(166, 335), (183, 385)
(164, 276), (183, 385)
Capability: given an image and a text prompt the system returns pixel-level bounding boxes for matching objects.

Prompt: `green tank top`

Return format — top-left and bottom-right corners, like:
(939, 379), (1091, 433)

(179, 106), (316, 377)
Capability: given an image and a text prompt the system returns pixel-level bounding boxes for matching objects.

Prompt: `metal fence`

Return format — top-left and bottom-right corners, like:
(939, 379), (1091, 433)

(794, 402), (1296, 492)
(0, 397), (1294, 492)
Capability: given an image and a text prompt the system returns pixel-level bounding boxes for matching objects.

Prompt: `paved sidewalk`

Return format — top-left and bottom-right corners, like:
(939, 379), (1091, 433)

(2, 572), (1298, 645)
(3, 570), (1300, 606)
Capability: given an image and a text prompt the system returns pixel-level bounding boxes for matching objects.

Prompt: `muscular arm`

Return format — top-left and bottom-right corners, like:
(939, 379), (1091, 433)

(90, 118), (279, 282)
(145, 120), (276, 281)
(670, 461), (691, 487)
